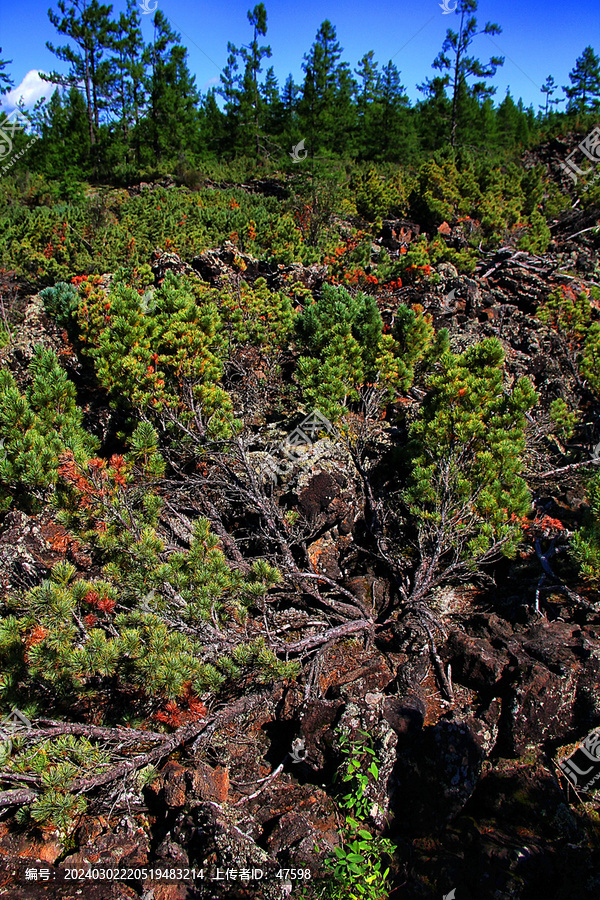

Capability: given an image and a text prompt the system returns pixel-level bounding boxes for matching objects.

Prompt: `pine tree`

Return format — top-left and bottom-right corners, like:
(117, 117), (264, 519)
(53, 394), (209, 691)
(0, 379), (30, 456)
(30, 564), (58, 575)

(540, 75), (563, 117)
(218, 44), (242, 156)
(0, 48), (14, 96)
(3, 429), (294, 717)
(410, 152), (464, 227)
(564, 46), (600, 114)
(0, 348), (98, 511)
(261, 66), (281, 144)
(297, 284), (378, 417)
(220, 276), (294, 351)
(217, 4), (272, 160)
(355, 51), (379, 130)
(198, 89), (227, 158)
(404, 337), (537, 601)
(496, 91), (529, 149)
(239, 3), (272, 159)
(45, 0), (118, 167)
(377, 60), (414, 161)
(75, 271), (234, 438)
(299, 20), (355, 156)
(27, 87), (89, 180)
(571, 472), (600, 583)
(141, 11), (199, 167)
(280, 73), (299, 144)
(431, 0), (504, 147)
(296, 284), (441, 417)
(579, 322), (600, 395)
(416, 76), (452, 151)
(354, 51), (379, 159)
(477, 95), (498, 149)
(355, 55), (413, 161)
(108, 0), (146, 170)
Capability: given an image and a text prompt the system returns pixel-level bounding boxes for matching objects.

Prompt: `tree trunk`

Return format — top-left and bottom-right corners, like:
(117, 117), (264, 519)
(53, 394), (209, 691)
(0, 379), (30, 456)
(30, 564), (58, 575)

(84, 46), (95, 148)
(450, 7), (466, 147)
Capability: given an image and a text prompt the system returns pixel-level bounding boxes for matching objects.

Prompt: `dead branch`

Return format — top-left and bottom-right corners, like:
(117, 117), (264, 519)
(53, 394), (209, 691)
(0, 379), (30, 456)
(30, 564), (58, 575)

(533, 537), (598, 612)
(539, 458), (600, 478)
(272, 618), (373, 656)
(233, 761), (285, 805)
(33, 720), (166, 742)
(561, 225), (599, 241)
(0, 691), (271, 810)
(418, 618), (454, 703)
(285, 571), (372, 619)
(0, 787), (37, 807)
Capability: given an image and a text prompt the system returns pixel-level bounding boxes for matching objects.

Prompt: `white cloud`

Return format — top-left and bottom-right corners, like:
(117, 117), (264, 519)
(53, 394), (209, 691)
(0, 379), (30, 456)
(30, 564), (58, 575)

(202, 75), (219, 91)
(1, 70), (61, 112)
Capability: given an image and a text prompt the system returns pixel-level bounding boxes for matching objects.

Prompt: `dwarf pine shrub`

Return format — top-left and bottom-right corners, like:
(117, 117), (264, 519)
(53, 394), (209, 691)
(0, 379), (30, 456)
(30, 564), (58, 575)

(0, 348), (98, 511)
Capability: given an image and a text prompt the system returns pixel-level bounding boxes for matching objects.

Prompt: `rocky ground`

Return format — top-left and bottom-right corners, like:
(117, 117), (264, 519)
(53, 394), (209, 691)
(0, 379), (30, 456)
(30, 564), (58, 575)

(0, 199), (599, 899)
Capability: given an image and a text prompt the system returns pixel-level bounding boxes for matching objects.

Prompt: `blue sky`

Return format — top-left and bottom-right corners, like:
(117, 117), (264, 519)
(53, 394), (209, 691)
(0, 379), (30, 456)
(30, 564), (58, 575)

(1, 0), (599, 113)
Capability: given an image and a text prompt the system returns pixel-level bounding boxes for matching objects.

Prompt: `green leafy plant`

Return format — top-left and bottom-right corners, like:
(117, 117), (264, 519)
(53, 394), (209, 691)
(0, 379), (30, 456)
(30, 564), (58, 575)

(579, 321), (600, 395)
(0, 431), (297, 717)
(349, 167), (405, 223)
(537, 286), (600, 394)
(537, 286), (592, 337)
(571, 471), (600, 584)
(296, 284), (446, 419)
(75, 270), (236, 438)
(219, 276), (295, 351)
(321, 730), (394, 900)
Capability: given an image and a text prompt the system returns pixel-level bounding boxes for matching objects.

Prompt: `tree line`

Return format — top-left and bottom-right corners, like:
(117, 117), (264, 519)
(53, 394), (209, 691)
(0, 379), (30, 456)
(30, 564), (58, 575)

(0, 0), (599, 182)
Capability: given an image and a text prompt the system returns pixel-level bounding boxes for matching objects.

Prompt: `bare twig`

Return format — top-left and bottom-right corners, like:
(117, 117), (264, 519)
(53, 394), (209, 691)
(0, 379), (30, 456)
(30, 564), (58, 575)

(233, 761), (285, 805)
(539, 458), (600, 478)
(0, 692), (271, 810)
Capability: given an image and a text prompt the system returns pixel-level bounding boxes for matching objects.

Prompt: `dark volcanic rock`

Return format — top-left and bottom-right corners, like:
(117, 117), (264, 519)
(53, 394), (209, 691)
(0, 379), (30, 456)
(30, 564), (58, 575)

(446, 630), (510, 690)
(150, 248), (194, 284)
(299, 699), (343, 770)
(382, 695), (426, 735)
(378, 219), (421, 251)
(501, 623), (591, 754)
(297, 472), (339, 519)
(390, 714), (490, 835)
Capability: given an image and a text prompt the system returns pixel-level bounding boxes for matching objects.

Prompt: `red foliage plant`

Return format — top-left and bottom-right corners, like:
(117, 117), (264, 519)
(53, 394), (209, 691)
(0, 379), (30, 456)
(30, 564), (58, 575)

(152, 684), (207, 728)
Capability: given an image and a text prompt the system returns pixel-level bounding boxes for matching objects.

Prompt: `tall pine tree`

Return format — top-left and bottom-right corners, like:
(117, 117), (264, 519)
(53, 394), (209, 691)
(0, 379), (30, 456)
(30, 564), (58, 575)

(431, 0), (504, 147)
(564, 46), (600, 114)
(0, 49), (14, 97)
(299, 20), (356, 157)
(141, 11), (199, 168)
(45, 0), (117, 167)
(108, 0), (146, 169)
(217, 4), (272, 159)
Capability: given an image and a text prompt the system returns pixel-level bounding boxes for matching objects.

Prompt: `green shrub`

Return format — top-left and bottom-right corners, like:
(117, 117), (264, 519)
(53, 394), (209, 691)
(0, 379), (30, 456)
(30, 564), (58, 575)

(40, 281), (79, 327)
(6, 734), (108, 833)
(571, 471), (600, 584)
(75, 271), (235, 438)
(296, 284), (382, 418)
(350, 167), (405, 223)
(537, 286), (591, 336)
(0, 348), (98, 511)
(405, 337), (537, 562)
(219, 276), (295, 351)
(297, 285), (448, 419)
(549, 398), (578, 442)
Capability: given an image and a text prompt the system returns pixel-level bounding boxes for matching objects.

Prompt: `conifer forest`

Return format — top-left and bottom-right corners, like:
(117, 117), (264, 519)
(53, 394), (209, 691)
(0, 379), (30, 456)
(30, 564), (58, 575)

(0, 0), (600, 896)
